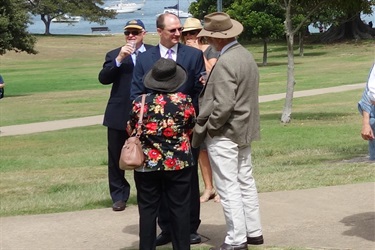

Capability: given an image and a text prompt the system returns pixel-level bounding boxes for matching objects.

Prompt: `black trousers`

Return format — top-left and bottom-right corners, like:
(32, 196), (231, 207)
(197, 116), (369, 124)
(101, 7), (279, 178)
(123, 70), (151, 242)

(134, 168), (192, 250)
(157, 147), (201, 234)
(107, 127), (130, 203)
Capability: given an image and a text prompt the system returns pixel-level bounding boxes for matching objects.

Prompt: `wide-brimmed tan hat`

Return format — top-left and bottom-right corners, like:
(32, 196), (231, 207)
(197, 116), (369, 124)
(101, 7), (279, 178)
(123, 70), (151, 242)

(197, 12), (243, 38)
(144, 58), (187, 93)
(182, 17), (203, 32)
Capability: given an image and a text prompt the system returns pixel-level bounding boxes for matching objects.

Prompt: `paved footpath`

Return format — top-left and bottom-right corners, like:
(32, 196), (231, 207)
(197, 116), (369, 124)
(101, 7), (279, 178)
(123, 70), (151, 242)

(0, 83), (365, 137)
(1, 83), (374, 250)
(1, 183), (374, 250)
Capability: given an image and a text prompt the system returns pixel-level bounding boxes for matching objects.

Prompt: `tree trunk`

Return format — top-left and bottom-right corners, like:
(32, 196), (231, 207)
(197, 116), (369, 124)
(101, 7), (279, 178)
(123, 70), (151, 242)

(41, 14), (52, 35)
(281, 33), (295, 123)
(281, 2), (295, 124)
(318, 13), (375, 43)
(262, 38), (268, 66)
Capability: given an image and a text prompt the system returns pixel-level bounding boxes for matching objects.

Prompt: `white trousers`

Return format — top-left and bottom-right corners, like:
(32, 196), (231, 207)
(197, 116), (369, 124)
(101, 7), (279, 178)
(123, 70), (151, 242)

(205, 135), (262, 245)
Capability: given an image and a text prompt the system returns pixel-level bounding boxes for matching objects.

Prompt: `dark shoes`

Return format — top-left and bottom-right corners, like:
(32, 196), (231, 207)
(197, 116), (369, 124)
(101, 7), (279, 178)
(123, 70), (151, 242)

(210, 236), (264, 250)
(112, 201), (126, 211)
(190, 232), (202, 244)
(247, 235), (264, 245)
(209, 242), (248, 250)
(155, 233), (171, 246)
(155, 232), (202, 246)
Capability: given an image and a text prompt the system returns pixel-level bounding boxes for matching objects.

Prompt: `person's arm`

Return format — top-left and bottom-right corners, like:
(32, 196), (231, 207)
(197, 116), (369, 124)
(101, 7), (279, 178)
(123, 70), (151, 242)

(98, 45), (134, 85)
(0, 75), (4, 88)
(98, 50), (121, 85)
(361, 111), (374, 141)
(192, 50), (205, 112)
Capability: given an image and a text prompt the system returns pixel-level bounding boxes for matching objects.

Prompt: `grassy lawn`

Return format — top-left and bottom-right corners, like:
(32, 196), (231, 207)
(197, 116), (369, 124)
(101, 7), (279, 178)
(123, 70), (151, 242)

(0, 35), (374, 222)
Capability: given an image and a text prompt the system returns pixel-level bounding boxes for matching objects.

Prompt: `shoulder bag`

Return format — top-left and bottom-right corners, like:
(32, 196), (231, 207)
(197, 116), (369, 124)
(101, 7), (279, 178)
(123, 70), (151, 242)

(119, 94), (146, 170)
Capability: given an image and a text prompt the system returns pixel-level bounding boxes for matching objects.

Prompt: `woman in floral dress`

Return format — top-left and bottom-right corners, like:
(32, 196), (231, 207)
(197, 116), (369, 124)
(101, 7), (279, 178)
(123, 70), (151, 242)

(127, 58), (196, 250)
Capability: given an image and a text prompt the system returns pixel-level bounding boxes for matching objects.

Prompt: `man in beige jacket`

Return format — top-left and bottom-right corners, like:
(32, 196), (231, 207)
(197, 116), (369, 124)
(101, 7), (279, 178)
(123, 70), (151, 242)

(192, 12), (263, 250)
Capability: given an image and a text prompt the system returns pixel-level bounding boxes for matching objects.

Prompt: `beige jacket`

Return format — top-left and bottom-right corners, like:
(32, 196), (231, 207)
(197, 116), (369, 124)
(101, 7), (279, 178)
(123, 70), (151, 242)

(192, 43), (260, 148)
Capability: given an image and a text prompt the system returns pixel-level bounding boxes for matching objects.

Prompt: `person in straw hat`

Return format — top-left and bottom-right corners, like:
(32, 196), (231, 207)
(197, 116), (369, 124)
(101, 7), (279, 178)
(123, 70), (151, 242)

(192, 12), (264, 249)
(127, 58), (196, 250)
(181, 17), (219, 72)
(181, 17), (221, 203)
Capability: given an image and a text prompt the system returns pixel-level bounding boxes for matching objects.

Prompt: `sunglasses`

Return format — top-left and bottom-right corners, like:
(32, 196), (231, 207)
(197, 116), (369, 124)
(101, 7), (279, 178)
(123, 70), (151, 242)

(182, 30), (199, 36)
(166, 27), (183, 34)
(124, 30), (141, 36)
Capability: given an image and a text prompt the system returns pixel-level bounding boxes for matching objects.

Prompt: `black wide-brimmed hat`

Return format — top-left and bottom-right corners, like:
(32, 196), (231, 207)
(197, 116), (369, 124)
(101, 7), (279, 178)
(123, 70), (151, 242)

(144, 58), (187, 93)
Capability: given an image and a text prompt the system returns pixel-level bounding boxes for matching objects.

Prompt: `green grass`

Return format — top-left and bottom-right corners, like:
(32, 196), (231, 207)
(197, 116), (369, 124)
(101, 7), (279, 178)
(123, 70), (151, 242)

(0, 35), (374, 221)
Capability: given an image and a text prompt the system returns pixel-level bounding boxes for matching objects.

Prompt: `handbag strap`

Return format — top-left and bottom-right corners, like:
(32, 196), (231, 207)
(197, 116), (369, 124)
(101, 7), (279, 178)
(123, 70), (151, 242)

(136, 94), (146, 137)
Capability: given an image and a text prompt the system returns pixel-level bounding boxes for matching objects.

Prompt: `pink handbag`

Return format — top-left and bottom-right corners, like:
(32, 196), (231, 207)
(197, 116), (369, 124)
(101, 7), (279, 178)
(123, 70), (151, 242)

(119, 94), (146, 170)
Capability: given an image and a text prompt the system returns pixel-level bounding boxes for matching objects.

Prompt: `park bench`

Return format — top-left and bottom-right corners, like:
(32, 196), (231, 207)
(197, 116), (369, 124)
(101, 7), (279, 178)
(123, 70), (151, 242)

(91, 26), (111, 34)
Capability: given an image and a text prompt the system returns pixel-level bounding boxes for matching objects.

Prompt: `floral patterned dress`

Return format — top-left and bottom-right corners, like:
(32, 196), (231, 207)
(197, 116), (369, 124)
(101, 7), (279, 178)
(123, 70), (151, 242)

(127, 92), (196, 171)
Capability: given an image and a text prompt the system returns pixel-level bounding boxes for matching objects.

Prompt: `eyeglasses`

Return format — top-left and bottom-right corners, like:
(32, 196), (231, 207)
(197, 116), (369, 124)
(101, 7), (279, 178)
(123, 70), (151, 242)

(166, 27), (183, 34)
(182, 30), (199, 36)
(124, 30), (141, 36)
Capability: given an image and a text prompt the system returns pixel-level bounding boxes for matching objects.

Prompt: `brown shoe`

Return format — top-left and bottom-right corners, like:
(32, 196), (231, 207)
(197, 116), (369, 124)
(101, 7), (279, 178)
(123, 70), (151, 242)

(247, 235), (264, 245)
(112, 201), (126, 211)
(210, 242), (248, 250)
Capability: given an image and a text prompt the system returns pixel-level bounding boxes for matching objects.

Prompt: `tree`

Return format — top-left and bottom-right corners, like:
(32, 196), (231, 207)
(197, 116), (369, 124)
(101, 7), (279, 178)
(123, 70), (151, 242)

(278, 0), (374, 123)
(317, 0), (375, 42)
(228, 0), (285, 66)
(27, 0), (116, 35)
(189, 0), (235, 19)
(0, 0), (37, 55)
(277, 0), (333, 123)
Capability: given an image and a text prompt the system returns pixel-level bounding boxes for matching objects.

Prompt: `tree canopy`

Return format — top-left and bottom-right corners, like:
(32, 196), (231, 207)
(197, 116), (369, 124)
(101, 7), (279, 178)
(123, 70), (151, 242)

(227, 0), (285, 65)
(27, 0), (116, 35)
(0, 0), (37, 55)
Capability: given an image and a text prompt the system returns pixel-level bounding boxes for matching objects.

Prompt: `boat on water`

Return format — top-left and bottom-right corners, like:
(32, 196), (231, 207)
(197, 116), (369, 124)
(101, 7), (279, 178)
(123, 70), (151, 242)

(104, 0), (145, 14)
(156, 4), (192, 18)
(52, 14), (81, 23)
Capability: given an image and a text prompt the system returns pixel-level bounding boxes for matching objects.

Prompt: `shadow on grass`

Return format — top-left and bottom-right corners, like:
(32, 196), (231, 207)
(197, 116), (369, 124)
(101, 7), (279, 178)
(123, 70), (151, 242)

(260, 112), (351, 121)
(3, 94), (31, 98)
(257, 62), (289, 67)
(302, 51), (328, 57)
(268, 51), (327, 58)
(89, 195), (138, 208)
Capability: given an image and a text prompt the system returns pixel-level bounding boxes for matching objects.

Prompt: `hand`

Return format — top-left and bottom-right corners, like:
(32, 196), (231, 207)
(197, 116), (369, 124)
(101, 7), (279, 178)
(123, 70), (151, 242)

(361, 123), (374, 140)
(186, 39), (199, 49)
(116, 42), (135, 63)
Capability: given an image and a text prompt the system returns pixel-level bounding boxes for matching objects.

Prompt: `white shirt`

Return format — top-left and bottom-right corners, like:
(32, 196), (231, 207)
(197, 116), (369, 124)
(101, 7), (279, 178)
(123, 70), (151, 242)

(159, 44), (178, 61)
(367, 63), (375, 102)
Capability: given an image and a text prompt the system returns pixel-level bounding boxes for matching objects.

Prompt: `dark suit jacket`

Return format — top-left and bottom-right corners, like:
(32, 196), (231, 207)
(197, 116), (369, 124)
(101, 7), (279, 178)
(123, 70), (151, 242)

(98, 44), (153, 131)
(130, 43), (205, 113)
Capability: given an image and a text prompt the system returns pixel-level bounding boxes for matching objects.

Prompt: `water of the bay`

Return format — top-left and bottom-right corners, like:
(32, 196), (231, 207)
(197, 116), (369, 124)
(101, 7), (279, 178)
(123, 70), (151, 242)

(28, 0), (195, 35)
(28, 0), (374, 35)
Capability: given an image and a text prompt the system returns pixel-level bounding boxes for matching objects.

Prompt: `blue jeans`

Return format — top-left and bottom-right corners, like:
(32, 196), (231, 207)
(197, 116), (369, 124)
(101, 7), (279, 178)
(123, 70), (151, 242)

(369, 118), (375, 160)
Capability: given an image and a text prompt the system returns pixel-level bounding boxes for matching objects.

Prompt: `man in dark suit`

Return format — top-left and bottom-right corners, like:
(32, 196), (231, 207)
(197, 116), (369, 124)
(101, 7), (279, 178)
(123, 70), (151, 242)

(98, 19), (153, 212)
(131, 13), (205, 245)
